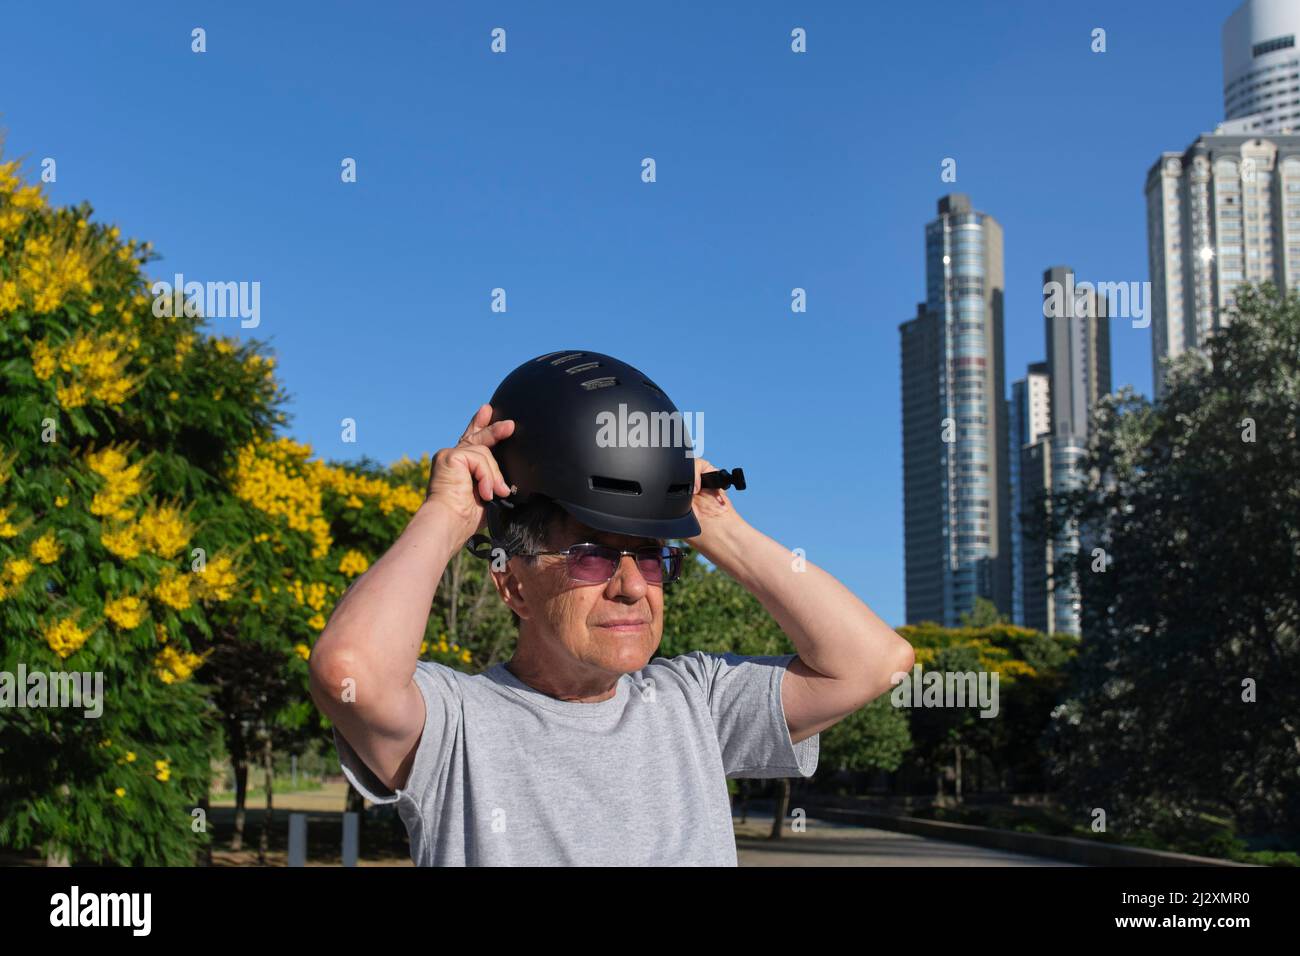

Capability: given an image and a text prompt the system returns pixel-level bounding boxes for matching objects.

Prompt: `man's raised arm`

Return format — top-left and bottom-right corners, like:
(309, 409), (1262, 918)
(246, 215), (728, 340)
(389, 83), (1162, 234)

(308, 404), (514, 790)
(684, 457), (915, 747)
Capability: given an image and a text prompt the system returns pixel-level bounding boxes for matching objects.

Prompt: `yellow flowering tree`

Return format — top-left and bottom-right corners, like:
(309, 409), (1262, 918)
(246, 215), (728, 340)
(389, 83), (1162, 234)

(0, 153), (269, 863)
(893, 622), (1077, 799)
(0, 152), (518, 862)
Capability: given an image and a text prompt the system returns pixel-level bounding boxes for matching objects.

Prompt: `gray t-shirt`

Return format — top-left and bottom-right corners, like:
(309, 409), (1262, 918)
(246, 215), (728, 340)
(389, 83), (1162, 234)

(333, 651), (819, 866)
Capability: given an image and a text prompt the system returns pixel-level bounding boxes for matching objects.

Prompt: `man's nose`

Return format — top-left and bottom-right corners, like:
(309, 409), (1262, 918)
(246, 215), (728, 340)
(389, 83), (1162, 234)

(606, 553), (649, 597)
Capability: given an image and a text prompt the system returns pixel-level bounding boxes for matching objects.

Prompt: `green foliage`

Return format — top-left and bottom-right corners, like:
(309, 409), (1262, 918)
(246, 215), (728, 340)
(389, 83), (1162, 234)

(959, 596), (1006, 627)
(895, 621), (1076, 793)
(660, 548), (790, 657)
(818, 697), (912, 774)
(1046, 281), (1300, 843)
(0, 154), (480, 863)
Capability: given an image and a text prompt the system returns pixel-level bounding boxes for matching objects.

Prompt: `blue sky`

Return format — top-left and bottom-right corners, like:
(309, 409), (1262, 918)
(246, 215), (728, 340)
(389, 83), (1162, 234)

(1, 0), (1236, 624)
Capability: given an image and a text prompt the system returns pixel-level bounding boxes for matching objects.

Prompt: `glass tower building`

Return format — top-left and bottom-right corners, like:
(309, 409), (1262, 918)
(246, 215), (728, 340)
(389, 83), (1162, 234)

(901, 194), (1011, 625)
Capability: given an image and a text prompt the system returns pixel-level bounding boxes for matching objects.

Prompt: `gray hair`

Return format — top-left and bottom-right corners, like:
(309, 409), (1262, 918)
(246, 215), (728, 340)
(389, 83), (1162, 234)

(490, 496), (571, 629)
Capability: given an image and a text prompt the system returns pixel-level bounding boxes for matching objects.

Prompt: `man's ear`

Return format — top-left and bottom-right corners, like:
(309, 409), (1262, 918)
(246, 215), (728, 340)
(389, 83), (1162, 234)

(490, 561), (531, 623)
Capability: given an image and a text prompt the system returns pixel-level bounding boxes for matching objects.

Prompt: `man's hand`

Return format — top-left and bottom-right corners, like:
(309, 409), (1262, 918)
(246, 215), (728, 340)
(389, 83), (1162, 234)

(684, 456), (746, 557)
(425, 403), (515, 543)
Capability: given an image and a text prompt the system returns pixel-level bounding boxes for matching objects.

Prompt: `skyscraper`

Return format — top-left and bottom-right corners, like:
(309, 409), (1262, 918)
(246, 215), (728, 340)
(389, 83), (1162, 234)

(1017, 267), (1111, 636)
(1148, 0), (1300, 396)
(1008, 362), (1050, 627)
(1146, 127), (1300, 395)
(1043, 265), (1112, 441)
(900, 194), (1011, 625)
(1223, 0), (1300, 133)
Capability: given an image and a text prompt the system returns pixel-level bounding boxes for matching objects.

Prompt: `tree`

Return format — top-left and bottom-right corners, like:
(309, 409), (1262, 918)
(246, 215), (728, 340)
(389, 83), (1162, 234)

(895, 622), (1073, 800)
(960, 597), (1006, 628)
(0, 152), (499, 863)
(1045, 281), (1300, 843)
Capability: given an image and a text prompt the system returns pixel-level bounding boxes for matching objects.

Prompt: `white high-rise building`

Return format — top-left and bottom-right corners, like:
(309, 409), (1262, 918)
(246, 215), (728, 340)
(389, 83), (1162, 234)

(1145, 129), (1300, 395)
(1148, 0), (1300, 396)
(1224, 0), (1300, 133)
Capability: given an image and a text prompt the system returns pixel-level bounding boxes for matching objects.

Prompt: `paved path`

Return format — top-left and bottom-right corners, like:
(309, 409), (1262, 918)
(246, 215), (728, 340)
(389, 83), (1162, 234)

(734, 815), (1079, 866)
(213, 785), (1076, 866)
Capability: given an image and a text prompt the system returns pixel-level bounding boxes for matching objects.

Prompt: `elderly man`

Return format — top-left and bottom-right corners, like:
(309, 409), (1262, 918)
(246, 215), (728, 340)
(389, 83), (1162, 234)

(309, 351), (914, 866)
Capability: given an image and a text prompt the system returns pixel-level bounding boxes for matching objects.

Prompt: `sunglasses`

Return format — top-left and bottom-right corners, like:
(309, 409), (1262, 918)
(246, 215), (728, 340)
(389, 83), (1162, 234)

(522, 542), (685, 585)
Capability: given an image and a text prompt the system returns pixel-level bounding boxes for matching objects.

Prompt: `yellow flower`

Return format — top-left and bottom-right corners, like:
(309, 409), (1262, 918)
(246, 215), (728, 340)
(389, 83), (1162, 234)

(114, 787), (126, 798)
(54, 496), (68, 508)
(43, 616), (91, 658)
(29, 340), (56, 379)
(11, 184), (45, 210)
(153, 567), (192, 610)
(307, 613), (326, 631)
(56, 381), (88, 408)
(154, 759), (170, 782)
(167, 391), (179, 402)
(89, 302), (104, 315)
(125, 751), (136, 762)
(294, 643), (311, 661)
(305, 581), (327, 611)
(30, 531), (63, 564)
(104, 594), (147, 630)
(0, 505), (19, 538)
(3, 557), (34, 587)
(194, 554), (238, 602)
(338, 550), (369, 577)
(101, 524), (142, 560)
(138, 504), (191, 558)
(460, 649), (472, 664)
(153, 645), (204, 684)
(88, 446), (147, 517)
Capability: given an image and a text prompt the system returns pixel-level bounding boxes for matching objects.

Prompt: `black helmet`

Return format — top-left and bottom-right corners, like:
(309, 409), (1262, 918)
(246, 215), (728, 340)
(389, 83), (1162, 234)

(484, 350), (701, 542)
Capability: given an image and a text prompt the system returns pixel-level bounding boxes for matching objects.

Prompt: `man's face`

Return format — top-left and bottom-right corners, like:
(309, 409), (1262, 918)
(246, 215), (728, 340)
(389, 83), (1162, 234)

(502, 513), (665, 678)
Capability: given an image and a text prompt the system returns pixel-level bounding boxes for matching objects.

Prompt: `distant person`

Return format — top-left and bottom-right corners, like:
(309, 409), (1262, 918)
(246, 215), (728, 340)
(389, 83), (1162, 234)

(309, 351), (913, 865)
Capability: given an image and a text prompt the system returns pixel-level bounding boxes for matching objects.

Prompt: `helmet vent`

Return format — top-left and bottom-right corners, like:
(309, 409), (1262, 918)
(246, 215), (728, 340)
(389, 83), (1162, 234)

(642, 379), (665, 398)
(666, 482), (691, 497)
(590, 475), (641, 496)
(566, 361), (601, 375)
(580, 376), (618, 390)
(548, 352), (586, 366)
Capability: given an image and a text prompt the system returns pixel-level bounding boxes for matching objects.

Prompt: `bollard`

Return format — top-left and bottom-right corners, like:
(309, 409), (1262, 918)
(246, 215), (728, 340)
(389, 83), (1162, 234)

(288, 812), (307, 867)
(342, 811), (359, 867)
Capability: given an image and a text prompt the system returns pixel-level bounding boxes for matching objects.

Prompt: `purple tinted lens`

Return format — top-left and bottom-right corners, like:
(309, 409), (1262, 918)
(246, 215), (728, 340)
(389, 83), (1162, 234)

(568, 545), (618, 581)
(564, 545), (677, 584)
(635, 550), (666, 583)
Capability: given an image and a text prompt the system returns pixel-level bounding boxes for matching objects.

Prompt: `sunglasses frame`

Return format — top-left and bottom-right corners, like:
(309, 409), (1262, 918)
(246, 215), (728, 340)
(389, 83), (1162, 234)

(521, 541), (685, 586)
